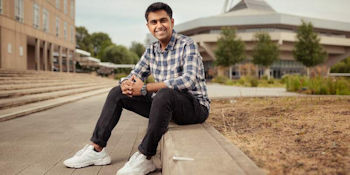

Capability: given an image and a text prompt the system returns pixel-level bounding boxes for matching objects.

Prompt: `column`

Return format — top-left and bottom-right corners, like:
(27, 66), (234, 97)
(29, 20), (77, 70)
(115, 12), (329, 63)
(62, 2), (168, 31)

(49, 43), (54, 71)
(72, 50), (76, 73)
(35, 38), (41, 71)
(43, 41), (48, 71)
(66, 49), (70, 73)
(59, 46), (63, 72)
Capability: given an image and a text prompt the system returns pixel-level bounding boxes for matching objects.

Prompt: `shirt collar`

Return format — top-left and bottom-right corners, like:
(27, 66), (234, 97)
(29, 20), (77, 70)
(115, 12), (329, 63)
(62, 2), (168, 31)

(155, 30), (177, 53)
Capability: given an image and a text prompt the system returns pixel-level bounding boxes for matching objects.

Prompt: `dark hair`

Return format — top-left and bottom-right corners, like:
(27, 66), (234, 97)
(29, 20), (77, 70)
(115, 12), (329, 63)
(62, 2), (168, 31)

(145, 2), (173, 21)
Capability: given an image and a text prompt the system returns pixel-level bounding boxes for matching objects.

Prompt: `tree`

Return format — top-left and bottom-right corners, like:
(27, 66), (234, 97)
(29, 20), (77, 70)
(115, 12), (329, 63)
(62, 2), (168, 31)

(130, 41), (146, 58)
(100, 44), (137, 64)
(215, 28), (245, 79)
(330, 57), (350, 73)
(252, 32), (279, 79)
(75, 26), (93, 53)
(90, 32), (113, 57)
(293, 21), (327, 76)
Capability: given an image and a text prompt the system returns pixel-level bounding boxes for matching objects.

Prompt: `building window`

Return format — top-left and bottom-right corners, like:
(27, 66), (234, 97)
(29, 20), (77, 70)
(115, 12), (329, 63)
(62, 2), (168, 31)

(64, 22), (67, 40)
(70, 0), (74, 18)
(56, 17), (60, 37)
(56, 0), (60, 9)
(43, 8), (49, 32)
(70, 25), (74, 43)
(33, 3), (40, 29)
(64, 0), (67, 14)
(0, 0), (3, 14)
(15, 0), (24, 22)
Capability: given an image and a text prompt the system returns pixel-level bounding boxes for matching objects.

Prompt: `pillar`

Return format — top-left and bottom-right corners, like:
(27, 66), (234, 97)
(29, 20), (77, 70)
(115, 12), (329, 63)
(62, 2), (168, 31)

(43, 41), (48, 71)
(59, 46), (63, 72)
(66, 49), (70, 73)
(49, 43), (54, 71)
(35, 38), (41, 71)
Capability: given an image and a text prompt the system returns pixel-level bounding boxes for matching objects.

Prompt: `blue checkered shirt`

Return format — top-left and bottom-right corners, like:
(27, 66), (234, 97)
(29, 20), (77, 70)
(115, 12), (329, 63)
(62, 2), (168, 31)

(127, 30), (210, 110)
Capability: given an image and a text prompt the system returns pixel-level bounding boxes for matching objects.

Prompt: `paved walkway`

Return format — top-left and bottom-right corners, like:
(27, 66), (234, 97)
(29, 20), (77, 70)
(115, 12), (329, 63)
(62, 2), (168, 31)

(207, 83), (300, 98)
(0, 84), (297, 174)
(0, 93), (161, 175)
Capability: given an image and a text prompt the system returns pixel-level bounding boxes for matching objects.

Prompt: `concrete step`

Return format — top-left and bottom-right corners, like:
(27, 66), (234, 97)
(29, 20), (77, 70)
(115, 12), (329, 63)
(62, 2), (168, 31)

(0, 83), (115, 110)
(0, 87), (112, 122)
(0, 81), (112, 91)
(0, 82), (115, 99)
(1, 78), (113, 85)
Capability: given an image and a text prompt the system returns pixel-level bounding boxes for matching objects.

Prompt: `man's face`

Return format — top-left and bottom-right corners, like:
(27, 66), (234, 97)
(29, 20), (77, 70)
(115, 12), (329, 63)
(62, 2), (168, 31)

(146, 10), (174, 43)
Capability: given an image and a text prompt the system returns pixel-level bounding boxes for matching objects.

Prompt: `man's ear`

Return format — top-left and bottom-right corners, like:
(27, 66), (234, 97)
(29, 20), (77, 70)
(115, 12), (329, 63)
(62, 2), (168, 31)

(171, 18), (174, 27)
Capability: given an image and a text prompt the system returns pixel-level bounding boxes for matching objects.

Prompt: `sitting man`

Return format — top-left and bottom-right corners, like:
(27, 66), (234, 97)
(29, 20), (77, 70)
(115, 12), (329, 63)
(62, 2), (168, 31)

(64, 2), (210, 175)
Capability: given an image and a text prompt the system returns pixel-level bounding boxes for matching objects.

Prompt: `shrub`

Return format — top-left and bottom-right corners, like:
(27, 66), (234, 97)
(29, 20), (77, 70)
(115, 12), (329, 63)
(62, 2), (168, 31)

(249, 77), (259, 87)
(146, 75), (155, 83)
(212, 76), (229, 84)
(285, 75), (350, 95)
(267, 78), (275, 84)
(115, 73), (128, 80)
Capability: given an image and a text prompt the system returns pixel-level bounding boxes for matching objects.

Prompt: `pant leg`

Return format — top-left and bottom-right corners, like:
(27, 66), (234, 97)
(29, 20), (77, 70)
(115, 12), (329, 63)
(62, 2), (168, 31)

(90, 86), (152, 147)
(138, 88), (209, 157)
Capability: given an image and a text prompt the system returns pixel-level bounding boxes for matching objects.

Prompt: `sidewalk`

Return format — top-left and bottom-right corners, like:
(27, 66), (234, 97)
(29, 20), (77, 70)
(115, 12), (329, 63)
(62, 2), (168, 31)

(0, 93), (160, 175)
(207, 83), (300, 98)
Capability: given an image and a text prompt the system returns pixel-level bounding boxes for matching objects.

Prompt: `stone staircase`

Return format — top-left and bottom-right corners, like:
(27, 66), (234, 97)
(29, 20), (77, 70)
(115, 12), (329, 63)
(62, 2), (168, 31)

(0, 70), (117, 121)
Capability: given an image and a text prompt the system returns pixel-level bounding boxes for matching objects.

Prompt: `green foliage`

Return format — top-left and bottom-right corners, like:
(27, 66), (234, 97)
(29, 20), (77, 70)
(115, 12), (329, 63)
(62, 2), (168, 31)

(145, 75), (155, 83)
(285, 75), (350, 95)
(130, 41), (146, 58)
(293, 21), (327, 68)
(75, 26), (94, 53)
(252, 32), (279, 67)
(211, 76), (229, 84)
(100, 45), (138, 64)
(215, 28), (245, 67)
(115, 73), (128, 80)
(330, 57), (350, 73)
(90, 32), (113, 57)
(249, 77), (259, 87)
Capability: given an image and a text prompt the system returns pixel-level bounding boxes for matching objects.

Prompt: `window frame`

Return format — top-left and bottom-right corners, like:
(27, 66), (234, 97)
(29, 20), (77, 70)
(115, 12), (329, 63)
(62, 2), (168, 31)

(56, 17), (60, 37)
(43, 8), (49, 32)
(33, 3), (40, 29)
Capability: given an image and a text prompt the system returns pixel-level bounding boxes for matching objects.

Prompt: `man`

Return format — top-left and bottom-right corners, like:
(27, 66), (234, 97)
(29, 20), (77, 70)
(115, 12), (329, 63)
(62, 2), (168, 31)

(64, 2), (210, 175)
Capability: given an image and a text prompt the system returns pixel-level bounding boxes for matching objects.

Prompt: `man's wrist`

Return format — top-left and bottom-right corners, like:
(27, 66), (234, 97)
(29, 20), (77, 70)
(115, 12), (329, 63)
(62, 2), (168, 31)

(141, 84), (147, 96)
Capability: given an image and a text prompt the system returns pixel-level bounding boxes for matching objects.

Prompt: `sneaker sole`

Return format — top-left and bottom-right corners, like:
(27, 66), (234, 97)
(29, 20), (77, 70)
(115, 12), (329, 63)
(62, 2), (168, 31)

(64, 156), (111, 168)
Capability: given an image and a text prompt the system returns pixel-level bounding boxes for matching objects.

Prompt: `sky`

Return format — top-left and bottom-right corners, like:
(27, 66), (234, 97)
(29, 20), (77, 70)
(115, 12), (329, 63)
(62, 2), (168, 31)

(76, 0), (350, 47)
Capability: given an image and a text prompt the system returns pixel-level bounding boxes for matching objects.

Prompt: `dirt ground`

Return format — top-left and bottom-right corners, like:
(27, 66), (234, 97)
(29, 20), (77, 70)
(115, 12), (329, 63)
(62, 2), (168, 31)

(207, 96), (350, 175)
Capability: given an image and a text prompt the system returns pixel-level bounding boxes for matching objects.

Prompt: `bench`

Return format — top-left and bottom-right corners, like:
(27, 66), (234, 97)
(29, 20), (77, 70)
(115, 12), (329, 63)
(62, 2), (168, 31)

(160, 123), (265, 175)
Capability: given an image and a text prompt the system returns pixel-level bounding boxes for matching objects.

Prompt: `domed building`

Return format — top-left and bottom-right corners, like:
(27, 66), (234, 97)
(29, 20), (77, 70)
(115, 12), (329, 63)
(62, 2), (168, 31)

(174, 0), (350, 78)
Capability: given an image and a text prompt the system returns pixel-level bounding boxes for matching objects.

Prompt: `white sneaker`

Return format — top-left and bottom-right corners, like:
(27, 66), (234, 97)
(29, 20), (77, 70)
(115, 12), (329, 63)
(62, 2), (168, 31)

(116, 152), (156, 175)
(63, 144), (111, 168)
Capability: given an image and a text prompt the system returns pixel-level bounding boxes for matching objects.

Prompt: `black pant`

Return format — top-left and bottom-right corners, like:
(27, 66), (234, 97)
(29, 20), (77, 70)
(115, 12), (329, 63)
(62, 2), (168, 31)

(90, 86), (209, 157)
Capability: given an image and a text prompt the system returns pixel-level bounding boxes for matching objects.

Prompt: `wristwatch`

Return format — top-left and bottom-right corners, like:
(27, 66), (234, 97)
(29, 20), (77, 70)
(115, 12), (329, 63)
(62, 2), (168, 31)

(141, 84), (147, 96)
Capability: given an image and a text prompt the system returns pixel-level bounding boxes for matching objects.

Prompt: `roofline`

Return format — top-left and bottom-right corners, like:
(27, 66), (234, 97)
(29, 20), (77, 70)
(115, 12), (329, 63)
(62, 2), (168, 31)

(174, 13), (350, 34)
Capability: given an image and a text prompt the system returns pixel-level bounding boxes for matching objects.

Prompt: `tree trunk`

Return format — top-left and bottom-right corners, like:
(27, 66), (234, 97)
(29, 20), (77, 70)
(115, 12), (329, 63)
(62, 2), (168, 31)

(229, 66), (233, 80)
(306, 67), (310, 77)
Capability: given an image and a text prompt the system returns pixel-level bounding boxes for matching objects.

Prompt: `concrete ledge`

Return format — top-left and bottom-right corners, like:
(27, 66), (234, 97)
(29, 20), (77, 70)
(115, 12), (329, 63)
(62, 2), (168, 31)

(161, 123), (265, 175)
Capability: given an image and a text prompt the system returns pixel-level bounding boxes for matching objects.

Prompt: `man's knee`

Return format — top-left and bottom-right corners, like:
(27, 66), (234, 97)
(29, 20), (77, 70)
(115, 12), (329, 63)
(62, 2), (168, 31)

(107, 86), (122, 98)
(152, 88), (175, 104)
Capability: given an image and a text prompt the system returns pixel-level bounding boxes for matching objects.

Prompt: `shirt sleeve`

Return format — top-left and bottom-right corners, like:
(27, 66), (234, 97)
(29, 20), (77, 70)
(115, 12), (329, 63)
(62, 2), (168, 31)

(126, 47), (151, 81)
(164, 41), (200, 90)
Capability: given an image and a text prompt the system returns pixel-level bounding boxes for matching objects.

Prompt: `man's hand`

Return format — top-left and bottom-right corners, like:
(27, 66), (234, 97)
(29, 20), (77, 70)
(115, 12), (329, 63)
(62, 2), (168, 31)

(130, 75), (144, 96)
(121, 79), (134, 97)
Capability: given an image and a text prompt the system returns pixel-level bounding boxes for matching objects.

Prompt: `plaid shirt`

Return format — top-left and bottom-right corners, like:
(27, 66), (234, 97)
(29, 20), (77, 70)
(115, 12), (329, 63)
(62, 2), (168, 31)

(127, 30), (210, 110)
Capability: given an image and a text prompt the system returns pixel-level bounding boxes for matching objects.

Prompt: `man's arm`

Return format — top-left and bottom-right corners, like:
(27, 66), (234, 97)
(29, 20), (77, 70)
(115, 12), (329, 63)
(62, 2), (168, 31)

(130, 75), (167, 96)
